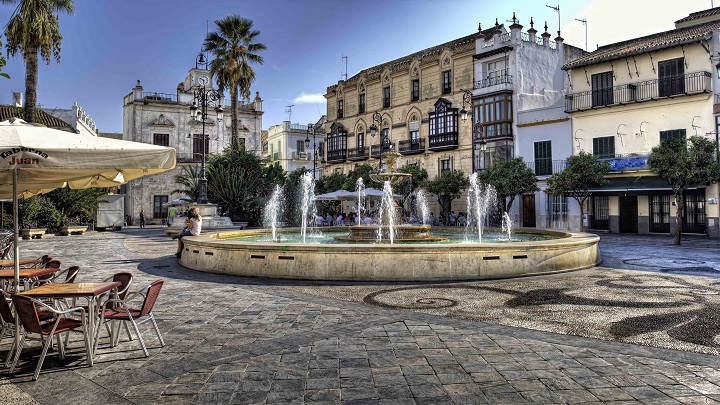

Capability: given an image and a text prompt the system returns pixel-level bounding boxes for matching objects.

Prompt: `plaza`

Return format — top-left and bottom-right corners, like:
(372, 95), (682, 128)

(1, 228), (719, 404)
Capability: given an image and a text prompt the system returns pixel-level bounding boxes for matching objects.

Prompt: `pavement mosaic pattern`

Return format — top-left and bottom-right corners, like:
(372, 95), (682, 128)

(0, 229), (718, 404)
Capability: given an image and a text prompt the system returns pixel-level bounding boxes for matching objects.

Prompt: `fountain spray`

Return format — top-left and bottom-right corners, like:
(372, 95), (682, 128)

(356, 178), (366, 225)
(263, 185), (283, 242)
(299, 172), (316, 243)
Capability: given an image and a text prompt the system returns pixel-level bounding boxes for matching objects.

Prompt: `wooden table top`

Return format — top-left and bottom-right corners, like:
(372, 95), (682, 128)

(0, 259), (41, 268)
(21, 282), (121, 298)
(0, 267), (59, 280)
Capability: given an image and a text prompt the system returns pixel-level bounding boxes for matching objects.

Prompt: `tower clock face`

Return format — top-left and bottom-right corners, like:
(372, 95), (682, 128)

(197, 74), (209, 86)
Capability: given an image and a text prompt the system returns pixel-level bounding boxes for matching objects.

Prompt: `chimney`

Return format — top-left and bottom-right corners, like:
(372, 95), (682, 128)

(12, 92), (23, 107)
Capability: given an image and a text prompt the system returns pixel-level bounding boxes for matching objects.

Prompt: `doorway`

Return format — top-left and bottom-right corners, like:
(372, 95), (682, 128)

(522, 195), (536, 227)
(619, 195), (638, 233)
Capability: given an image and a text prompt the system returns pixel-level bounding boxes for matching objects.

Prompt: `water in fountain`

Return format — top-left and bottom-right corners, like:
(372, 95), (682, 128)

(263, 185), (283, 242)
(416, 189), (430, 225)
(502, 212), (513, 241)
(356, 178), (366, 225)
(299, 172), (316, 243)
(466, 173), (497, 243)
(378, 180), (397, 244)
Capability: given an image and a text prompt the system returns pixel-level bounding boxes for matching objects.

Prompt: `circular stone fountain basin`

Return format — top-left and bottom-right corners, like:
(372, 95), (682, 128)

(179, 227), (601, 282)
(334, 224), (448, 242)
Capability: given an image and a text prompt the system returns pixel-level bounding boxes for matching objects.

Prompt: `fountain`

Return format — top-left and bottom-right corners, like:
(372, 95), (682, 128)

(263, 185), (283, 242)
(416, 189), (430, 225)
(299, 172), (316, 244)
(355, 178), (366, 226)
(179, 154), (601, 281)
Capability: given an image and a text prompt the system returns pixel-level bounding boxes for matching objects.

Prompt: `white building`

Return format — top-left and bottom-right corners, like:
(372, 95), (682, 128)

(43, 101), (99, 137)
(265, 118), (326, 177)
(122, 63), (264, 224)
(563, 7), (720, 237)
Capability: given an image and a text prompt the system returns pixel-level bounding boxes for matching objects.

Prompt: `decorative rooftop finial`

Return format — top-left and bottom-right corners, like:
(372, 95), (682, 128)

(544, 21), (548, 32)
(512, 12), (517, 25)
(530, 17), (534, 28)
(495, 18), (499, 29)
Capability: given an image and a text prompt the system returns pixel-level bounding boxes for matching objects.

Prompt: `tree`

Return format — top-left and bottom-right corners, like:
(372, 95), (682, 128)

(343, 164), (373, 191)
(45, 186), (105, 227)
(3, 0), (75, 122)
(172, 165), (201, 202)
(546, 151), (610, 232)
(397, 164), (429, 208)
(206, 143), (269, 225)
(283, 167), (309, 227)
(424, 170), (469, 223)
(648, 136), (720, 245)
(0, 36), (9, 79)
(478, 157), (539, 214)
(204, 16), (266, 147)
(315, 172), (347, 195)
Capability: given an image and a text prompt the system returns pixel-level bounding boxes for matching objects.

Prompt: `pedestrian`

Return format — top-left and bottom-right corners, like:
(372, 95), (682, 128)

(167, 205), (178, 227)
(139, 210), (146, 228)
(173, 207), (202, 258)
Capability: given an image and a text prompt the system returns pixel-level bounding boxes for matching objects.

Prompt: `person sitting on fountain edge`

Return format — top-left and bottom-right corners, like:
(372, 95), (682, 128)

(174, 207), (202, 258)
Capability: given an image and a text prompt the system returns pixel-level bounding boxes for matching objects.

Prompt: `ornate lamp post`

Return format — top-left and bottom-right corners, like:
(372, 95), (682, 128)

(305, 123), (317, 179)
(369, 112), (390, 173)
(460, 89), (486, 172)
(189, 72), (224, 205)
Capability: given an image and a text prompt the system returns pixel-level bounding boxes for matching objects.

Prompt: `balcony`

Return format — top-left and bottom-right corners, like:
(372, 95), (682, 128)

(598, 154), (650, 171)
(371, 143), (396, 158)
(142, 92), (177, 103)
(565, 71), (711, 112)
(326, 149), (347, 163)
(428, 132), (459, 151)
(524, 159), (567, 176)
(347, 147), (369, 161)
(398, 138), (425, 155)
(474, 74), (513, 94)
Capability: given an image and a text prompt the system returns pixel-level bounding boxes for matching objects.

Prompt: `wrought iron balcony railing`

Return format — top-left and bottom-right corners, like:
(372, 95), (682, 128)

(142, 92), (177, 103)
(474, 74), (513, 89)
(565, 71), (711, 112)
(347, 147), (369, 160)
(326, 149), (347, 163)
(398, 138), (426, 155)
(371, 143), (396, 158)
(428, 132), (459, 150)
(524, 159), (567, 176)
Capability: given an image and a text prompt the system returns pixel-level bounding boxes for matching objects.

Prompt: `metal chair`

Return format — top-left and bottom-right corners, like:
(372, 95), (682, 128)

(9, 294), (90, 380)
(91, 272), (133, 349)
(95, 280), (164, 357)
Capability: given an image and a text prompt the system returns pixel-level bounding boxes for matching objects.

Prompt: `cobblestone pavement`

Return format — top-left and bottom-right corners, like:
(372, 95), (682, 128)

(0, 228), (719, 404)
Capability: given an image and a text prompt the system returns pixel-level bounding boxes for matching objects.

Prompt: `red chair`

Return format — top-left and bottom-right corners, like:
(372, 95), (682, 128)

(95, 280), (165, 357)
(9, 294), (90, 380)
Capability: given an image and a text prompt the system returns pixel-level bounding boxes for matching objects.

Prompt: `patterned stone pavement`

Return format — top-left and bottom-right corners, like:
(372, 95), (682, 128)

(0, 228), (719, 404)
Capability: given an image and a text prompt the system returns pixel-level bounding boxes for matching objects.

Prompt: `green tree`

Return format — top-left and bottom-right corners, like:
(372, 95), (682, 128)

(424, 170), (469, 223)
(478, 157), (539, 214)
(264, 161), (286, 188)
(315, 172), (347, 194)
(648, 136), (720, 245)
(343, 164), (373, 191)
(206, 143), (269, 224)
(0, 35), (9, 79)
(546, 151), (610, 232)
(204, 16), (266, 147)
(282, 167), (309, 227)
(397, 164), (429, 208)
(172, 165), (200, 202)
(19, 195), (61, 229)
(46, 186), (105, 226)
(3, 0), (75, 122)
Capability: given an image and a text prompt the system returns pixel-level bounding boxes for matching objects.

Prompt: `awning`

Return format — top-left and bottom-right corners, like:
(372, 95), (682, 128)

(586, 176), (704, 194)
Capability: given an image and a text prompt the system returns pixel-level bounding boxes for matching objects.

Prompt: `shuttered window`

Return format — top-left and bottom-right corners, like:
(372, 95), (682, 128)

(593, 136), (615, 158)
(658, 57), (685, 97)
(591, 71), (613, 107)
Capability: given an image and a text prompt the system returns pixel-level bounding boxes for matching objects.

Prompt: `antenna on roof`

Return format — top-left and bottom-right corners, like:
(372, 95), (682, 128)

(342, 55), (348, 81)
(575, 18), (587, 51)
(285, 105), (294, 122)
(546, 4), (560, 37)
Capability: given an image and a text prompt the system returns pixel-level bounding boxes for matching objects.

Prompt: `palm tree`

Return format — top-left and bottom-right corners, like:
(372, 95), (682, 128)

(2, 0), (75, 123)
(204, 15), (266, 147)
(172, 165), (201, 203)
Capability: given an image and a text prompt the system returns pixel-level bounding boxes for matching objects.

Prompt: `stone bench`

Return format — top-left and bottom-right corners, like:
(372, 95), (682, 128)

(20, 228), (46, 240)
(59, 225), (87, 236)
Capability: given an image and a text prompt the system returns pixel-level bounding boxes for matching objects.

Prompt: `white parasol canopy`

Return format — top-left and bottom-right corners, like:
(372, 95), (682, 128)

(314, 188), (402, 201)
(0, 118), (176, 290)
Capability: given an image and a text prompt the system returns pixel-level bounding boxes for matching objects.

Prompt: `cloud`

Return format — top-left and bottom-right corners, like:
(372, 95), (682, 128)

(293, 92), (326, 104)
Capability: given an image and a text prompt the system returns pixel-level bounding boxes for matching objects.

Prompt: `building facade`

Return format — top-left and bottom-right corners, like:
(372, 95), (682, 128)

(563, 7), (720, 237)
(265, 118), (326, 178)
(122, 64), (264, 224)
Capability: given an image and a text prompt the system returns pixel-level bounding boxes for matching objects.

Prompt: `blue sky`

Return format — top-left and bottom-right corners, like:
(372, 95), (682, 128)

(0, 0), (711, 133)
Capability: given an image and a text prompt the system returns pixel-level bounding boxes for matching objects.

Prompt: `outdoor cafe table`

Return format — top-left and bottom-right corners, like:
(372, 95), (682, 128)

(0, 267), (59, 290)
(0, 259), (41, 268)
(21, 282), (121, 366)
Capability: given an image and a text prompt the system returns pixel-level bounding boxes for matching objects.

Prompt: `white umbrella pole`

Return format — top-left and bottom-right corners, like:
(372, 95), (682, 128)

(12, 167), (19, 292)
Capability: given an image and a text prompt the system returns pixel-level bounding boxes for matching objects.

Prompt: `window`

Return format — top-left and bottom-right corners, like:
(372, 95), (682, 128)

(442, 70), (452, 94)
(409, 117), (419, 143)
(591, 71), (614, 107)
(296, 140), (305, 153)
(327, 128), (347, 153)
(429, 101), (458, 136)
(153, 196), (168, 219)
(358, 93), (365, 114)
(593, 136), (615, 158)
(357, 130), (364, 149)
(192, 135), (209, 162)
(486, 59), (507, 80)
(153, 133), (169, 147)
(650, 194), (670, 233)
(658, 57), (685, 97)
(659, 129), (686, 143)
(334, 167), (343, 174)
(546, 194), (568, 229)
(382, 128), (390, 150)
(473, 93), (512, 138)
(440, 158), (452, 175)
(533, 140), (552, 176)
(383, 86), (390, 108)
(337, 99), (344, 118)
(411, 79), (420, 101)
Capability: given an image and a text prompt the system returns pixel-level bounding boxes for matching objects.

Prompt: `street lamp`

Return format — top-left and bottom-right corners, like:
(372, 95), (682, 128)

(305, 123), (317, 179)
(189, 76), (224, 205)
(369, 111), (390, 173)
(460, 89), (486, 171)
